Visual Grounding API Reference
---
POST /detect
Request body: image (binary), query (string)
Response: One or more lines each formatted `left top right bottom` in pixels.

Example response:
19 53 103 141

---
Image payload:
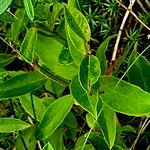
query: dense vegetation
0 0 150 149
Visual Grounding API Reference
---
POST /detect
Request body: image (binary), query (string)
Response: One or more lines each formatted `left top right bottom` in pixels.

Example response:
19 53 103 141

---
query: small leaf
0 0 13 15
128 50 150 92
23 0 34 21
19 94 46 121
20 27 37 62
79 55 101 91
11 9 28 42
42 143 54 150
35 95 73 140
64 4 91 41
0 118 30 132
0 54 15 68
70 75 94 115
0 71 47 99
97 100 116 149
96 35 116 75
98 76 150 116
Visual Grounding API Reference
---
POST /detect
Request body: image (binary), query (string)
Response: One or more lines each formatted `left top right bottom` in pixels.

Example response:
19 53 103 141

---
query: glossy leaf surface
35 95 73 140
0 0 12 15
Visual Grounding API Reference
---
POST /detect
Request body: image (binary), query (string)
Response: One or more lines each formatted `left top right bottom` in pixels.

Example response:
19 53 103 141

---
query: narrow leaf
23 0 34 21
0 0 13 15
35 95 73 140
42 143 54 150
20 27 37 62
0 118 30 132
0 71 47 99
0 10 14 23
96 35 116 75
0 54 15 68
128 50 150 92
64 4 91 41
98 76 150 116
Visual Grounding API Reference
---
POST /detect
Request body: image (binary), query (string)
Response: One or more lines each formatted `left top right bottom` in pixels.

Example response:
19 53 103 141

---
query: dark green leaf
0 0 13 15
128 50 150 92
35 95 73 140
0 54 15 68
0 118 30 132
23 0 34 21
98 76 150 116
0 10 14 23
20 27 37 62
0 71 47 99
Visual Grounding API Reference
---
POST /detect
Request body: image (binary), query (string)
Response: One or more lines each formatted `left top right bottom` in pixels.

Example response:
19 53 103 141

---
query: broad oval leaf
64 4 91 41
98 76 150 116
0 0 13 15
70 75 94 115
0 71 47 99
128 50 150 92
20 27 37 62
19 94 46 121
96 35 116 75
0 54 15 68
23 0 34 21
0 118 30 132
79 55 101 91
35 95 73 140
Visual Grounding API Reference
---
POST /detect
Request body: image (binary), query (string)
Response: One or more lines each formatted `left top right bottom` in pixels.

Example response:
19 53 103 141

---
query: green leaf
98 76 150 116
19 94 46 121
11 9 28 42
35 33 77 80
0 54 15 68
0 118 30 132
79 55 101 91
42 143 54 150
0 71 47 99
65 22 85 65
64 4 91 41
97 100 116 149
35 95 73 140
128 50 150 92
96 35 116 75
0 0 13 15
23 0 34 21
70 75 94 115
0 10 14 23
20 27 37 62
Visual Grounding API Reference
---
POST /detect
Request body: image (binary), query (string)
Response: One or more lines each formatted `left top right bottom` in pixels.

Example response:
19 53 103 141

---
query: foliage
0 0 150 149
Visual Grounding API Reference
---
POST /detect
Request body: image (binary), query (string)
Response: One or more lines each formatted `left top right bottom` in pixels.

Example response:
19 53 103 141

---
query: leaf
98 76 150 116
0 0 13 15
97 100 116 149
35 33 77 80
20 27 37 62
96 35 116 75
0 10 14 23
64 4 91 41
128 50 150 92
79 55 101 91
42 143 54 150
0 118 30 132
70 75 94 115
0 71 47 99
23 0 34 21
0 54 15 68
11 9 28 42
35 95 73 140
65 22 85 65
19 94 46 121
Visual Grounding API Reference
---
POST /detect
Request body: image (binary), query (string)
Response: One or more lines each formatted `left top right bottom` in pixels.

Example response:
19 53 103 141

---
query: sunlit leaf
0 0 13 15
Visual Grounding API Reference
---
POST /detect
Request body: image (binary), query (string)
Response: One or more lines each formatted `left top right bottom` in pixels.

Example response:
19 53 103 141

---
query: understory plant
0 0 150 149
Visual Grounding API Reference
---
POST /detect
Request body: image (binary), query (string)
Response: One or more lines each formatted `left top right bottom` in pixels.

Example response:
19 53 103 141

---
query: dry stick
145 0 150 8
131 117 150 150
111 0 136 61
137 0 148 14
